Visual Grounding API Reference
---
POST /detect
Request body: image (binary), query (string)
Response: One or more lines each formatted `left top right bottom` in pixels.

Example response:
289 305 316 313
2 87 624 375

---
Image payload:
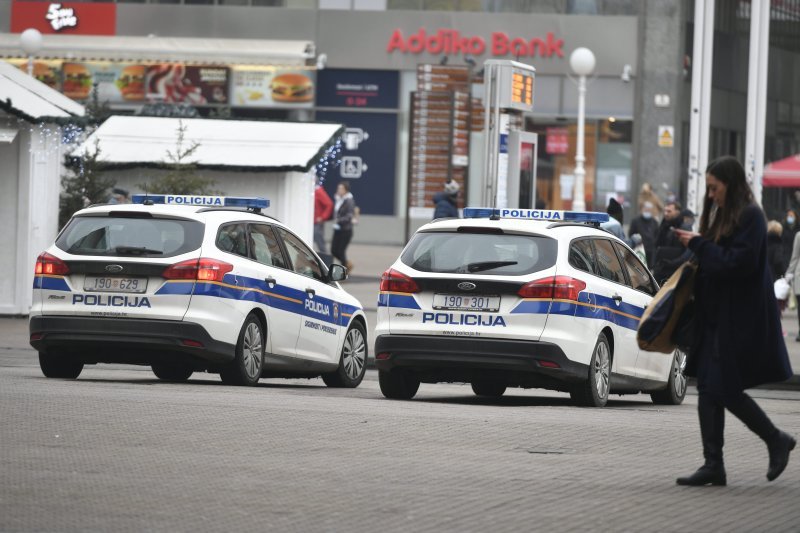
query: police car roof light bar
131 195 270 211
462 207 609 224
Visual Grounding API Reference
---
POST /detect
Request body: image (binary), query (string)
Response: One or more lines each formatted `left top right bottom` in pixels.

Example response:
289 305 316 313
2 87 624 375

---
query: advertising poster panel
317 111 397 216
61 62 146 102
316 68 398 109
8 59 61 91
146 64 229 105
231 68 315 108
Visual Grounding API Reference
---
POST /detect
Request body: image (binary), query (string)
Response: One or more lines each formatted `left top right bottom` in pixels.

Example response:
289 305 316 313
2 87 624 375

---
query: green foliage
139 119 218 195
59 139 115 228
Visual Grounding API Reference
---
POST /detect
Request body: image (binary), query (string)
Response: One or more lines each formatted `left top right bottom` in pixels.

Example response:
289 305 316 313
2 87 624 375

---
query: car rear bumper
374 334 589 389
29 316 235 365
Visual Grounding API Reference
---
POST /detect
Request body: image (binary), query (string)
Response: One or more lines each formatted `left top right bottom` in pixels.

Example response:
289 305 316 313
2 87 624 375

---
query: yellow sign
658 125 674 148
511 71 533 107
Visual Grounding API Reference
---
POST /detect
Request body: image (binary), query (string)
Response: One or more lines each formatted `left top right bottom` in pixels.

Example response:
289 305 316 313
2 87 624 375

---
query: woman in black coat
674 156 795 486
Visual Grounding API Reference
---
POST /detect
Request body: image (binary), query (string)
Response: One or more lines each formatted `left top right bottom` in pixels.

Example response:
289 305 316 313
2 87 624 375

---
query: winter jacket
685 204 792 390
333 193 356 232
628 215 659 269
432 192 458 219
314 186 333 224
767 232 786 281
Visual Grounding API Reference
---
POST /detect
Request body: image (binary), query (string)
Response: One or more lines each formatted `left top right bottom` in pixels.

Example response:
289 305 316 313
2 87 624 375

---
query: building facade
1 0 799 243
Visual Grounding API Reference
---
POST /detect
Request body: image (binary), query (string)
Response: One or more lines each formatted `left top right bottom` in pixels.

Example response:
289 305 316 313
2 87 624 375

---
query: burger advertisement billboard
7 59 61 90
60 62 145 102
231 68 315 108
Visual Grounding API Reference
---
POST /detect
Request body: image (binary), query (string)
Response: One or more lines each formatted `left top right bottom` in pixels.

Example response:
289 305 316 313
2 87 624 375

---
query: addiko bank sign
386 28 565 59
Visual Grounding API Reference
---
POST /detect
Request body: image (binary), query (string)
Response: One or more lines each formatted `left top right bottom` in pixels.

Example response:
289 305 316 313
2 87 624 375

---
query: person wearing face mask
628 201 660 269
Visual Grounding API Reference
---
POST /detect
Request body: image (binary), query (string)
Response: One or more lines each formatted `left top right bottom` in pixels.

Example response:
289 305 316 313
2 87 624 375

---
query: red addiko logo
387 28 564 59
11 1 116 35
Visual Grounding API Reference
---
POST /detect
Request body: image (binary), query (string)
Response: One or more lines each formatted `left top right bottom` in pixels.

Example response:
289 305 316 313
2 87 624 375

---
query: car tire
151 362 193 382
220 313 264 387
570 332 611 407
322 321 368 388
379 369 420 400
39 351 83 379
471 381 506 397
650 348 688 405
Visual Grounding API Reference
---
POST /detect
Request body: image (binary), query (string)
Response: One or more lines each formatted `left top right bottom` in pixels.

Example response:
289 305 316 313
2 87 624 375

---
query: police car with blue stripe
30 195 368 388
375 208 686 407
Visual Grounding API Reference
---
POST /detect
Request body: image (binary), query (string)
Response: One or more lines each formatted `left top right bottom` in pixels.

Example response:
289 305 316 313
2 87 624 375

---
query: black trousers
331 229 353 265
696 331 778 466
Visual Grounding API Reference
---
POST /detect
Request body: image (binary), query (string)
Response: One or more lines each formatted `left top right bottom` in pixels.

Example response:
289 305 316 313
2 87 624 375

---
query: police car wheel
650 348 688 405
220 314 264 387
378 369 420 400
322 321 367 388
39 351 83 379
471 381 507 397
151 362 194 382
570 333 611 407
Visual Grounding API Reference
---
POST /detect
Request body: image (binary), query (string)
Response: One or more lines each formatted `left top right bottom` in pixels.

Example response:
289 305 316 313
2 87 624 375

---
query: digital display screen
511 71 533 107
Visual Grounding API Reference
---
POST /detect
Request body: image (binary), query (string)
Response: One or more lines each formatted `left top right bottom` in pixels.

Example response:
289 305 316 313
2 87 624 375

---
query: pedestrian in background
108 188 130 204
432 180 460 220
767 220 786 282
674 155 795 487
331 181 356 271
600 197 626 242
628 201 659 269
784 229 800 341
653 201 690 284
637 182 664 215
313 177 333 254
781 209 799 270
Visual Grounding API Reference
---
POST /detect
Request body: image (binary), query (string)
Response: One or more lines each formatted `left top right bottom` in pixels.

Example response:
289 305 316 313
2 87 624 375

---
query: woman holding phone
673 156 795 486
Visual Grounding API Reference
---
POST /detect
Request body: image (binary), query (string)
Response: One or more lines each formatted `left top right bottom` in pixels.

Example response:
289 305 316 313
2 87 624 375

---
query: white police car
374 208 686 407
29 195 368 388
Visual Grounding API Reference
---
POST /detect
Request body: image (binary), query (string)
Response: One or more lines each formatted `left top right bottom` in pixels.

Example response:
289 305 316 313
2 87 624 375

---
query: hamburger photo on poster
62 63 93 100
116 65 146 101
232 68 315 107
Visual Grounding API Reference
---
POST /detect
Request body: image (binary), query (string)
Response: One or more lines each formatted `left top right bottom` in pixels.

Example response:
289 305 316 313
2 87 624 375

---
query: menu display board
231 68 315 108
146 64 229 105
408 65 476 218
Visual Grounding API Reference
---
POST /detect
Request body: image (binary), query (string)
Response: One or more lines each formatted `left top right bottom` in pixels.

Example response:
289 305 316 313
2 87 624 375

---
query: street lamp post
569 47 596 212
20 28 43 77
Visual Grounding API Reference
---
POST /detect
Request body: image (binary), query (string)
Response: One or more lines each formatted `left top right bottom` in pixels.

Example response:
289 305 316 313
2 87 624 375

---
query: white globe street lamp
20 28 44 77
569 47 596 211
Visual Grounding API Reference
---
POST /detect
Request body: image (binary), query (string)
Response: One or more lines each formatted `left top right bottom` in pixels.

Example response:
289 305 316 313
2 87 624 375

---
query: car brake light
163 258 233 282
379 268 420 293
35 252 69 276
518 276 586 301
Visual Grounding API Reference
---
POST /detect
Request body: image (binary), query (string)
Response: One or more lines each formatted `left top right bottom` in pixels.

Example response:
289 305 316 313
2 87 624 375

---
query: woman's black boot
767 431 796 482
725 394 795 481
677 396 726 486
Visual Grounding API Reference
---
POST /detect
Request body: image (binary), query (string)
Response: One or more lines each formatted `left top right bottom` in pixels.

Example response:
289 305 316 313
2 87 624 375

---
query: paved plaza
2 244 800 531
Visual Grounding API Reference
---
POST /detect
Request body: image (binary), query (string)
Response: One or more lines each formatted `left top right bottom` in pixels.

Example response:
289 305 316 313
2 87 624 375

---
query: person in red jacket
314 178 333 254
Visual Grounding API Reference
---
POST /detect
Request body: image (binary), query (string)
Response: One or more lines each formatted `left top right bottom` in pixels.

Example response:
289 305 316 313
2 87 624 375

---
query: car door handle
305 288 316 297
265 277 276 286
612 294 623 303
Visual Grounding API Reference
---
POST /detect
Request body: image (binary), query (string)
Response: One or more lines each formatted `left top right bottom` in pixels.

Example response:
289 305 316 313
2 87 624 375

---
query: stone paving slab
1 359 799 532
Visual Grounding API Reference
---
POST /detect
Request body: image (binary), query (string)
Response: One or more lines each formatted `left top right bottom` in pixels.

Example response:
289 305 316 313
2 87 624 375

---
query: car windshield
56 215 204 257
400 231 557 275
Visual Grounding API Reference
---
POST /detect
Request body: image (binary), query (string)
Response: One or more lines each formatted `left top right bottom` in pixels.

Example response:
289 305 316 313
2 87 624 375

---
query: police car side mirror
329 264 348 282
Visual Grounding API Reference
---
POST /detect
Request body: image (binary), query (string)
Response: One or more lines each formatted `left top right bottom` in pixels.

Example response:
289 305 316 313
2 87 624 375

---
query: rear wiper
113 246 163 255
464 260 518 273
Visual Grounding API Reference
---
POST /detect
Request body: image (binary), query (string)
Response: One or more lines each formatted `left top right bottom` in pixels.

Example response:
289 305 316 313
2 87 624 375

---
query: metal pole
573 74 587 211
482 63 494 206
27 55 33 76
745 0 761 194
754 0 770 205
687 0 715 222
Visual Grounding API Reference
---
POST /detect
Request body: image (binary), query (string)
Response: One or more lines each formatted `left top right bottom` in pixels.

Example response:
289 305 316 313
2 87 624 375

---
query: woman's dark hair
338 181 351 192
699 156 755 242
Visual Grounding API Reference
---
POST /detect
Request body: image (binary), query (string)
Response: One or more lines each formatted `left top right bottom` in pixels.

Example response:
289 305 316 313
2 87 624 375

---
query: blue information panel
317 111 397 216
316 69 399 109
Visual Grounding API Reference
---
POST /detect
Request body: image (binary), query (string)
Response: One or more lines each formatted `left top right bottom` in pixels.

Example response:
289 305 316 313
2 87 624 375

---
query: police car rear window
56 216 204 257
401 231 557 275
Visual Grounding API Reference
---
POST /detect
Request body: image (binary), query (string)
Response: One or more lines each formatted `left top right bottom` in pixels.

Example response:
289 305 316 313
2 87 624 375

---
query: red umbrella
763 154 800 187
